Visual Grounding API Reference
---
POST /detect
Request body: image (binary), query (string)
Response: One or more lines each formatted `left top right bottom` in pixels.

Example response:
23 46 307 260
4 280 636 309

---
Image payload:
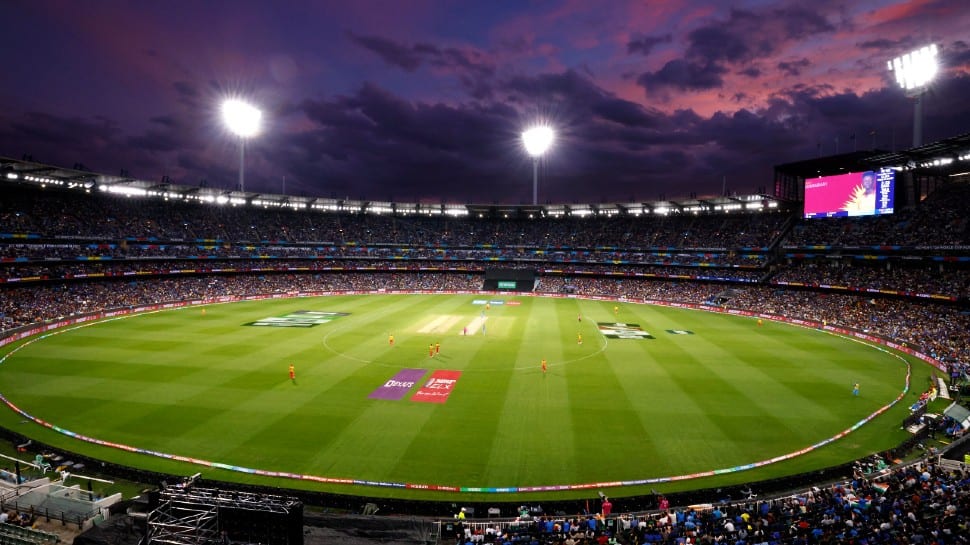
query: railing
0 500 87 530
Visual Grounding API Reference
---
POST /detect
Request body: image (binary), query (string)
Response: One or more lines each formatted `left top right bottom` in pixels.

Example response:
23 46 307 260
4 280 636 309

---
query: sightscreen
803 168 895 219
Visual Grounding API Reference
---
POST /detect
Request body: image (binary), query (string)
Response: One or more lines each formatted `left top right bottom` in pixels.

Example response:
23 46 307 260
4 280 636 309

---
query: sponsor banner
666 329 695 335
411 370 462 404
598 322 654 339
505 301 521 306
245 310 349 327
369 368 427 400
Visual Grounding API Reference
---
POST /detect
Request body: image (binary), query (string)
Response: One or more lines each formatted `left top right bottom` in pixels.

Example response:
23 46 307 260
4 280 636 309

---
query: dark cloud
590 98 663 128
638 6 835 95
348 32 496 98
857 37 913 51
636 59 727 92
349 32 494 76
126 119 183 152
686 19 759 65
276 82 523 201
777 58 811 77
172 81 202 108
2 1 969 204
627 33 672 56
947 40 970 70
686 7 834 65
0 112 122 165
348 33 423 71
148 115 178 128
738 66 762 79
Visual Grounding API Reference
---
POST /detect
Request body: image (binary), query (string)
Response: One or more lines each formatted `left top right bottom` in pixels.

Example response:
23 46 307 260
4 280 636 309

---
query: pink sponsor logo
411 370 462 404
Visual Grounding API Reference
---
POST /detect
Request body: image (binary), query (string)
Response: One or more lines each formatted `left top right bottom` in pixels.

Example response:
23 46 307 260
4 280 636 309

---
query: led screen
803 168 895 219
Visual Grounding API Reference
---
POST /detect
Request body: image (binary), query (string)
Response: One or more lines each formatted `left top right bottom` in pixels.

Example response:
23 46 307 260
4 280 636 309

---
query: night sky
2 1 969 204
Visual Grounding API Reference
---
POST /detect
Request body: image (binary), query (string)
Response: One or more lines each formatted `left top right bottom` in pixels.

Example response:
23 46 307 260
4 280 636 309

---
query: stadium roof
0 156 785 219
775 132 970 179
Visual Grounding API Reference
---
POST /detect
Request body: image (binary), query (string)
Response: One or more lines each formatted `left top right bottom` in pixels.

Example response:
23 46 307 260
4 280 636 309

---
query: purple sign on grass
368 368 427 400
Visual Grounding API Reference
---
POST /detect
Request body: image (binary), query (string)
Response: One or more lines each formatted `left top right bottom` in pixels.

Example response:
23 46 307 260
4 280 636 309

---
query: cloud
686 7 834 65
348 33 423 71
126 116 184 152
738 66 762 79
777 58 811 77
857 37 913 51
0 112 123 166
283 82 523 201
348 32 494 76
636 5 836 95
627 33 672 56
348 32 497 98
636 59 727 92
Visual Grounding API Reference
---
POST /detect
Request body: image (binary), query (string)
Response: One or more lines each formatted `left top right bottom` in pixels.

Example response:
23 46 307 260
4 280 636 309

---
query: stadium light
221 99 262 192
888 44 938 148
522 126 554 206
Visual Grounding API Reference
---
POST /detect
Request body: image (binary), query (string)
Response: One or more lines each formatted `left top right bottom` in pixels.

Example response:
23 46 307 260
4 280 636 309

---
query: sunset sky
2 0 968 204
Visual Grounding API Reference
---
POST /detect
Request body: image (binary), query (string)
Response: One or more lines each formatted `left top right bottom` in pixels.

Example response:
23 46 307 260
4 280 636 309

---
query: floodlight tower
522 126 554 205
888 44 938 148
221 99 262 192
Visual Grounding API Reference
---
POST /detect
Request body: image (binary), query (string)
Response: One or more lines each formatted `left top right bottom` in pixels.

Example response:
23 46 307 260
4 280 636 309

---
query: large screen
803 168 895 218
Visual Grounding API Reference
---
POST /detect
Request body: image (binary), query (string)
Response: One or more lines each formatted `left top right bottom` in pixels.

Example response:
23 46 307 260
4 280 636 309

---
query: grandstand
1 137 969 544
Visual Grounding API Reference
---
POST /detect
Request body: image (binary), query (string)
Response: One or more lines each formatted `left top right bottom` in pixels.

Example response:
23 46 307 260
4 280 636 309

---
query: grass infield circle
0 293 917 499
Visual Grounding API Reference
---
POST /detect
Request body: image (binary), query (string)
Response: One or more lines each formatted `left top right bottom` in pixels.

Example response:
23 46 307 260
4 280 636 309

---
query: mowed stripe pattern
0 294 910 490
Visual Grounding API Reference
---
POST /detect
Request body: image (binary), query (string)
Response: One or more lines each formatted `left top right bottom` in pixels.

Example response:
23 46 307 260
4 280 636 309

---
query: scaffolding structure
146 485 303 545
159 486 300 515
147 499 219 545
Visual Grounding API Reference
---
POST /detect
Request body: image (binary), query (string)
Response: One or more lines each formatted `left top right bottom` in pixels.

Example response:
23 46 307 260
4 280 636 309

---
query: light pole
522 126 554 205
888 44 938 148
221 99 262 192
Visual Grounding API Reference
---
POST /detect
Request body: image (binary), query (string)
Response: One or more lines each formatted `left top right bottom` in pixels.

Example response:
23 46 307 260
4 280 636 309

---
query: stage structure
147 484 303 545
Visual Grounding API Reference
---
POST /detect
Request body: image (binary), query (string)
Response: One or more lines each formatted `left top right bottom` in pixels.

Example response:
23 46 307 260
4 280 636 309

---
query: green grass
0 294 929 501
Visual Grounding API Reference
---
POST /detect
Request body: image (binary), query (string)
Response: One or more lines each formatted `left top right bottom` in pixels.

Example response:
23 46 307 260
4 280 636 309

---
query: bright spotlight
222 99 262 193
887 44 939 148
521 125 555 205
522 126 554 157
888 44 938 92
221 99 262 138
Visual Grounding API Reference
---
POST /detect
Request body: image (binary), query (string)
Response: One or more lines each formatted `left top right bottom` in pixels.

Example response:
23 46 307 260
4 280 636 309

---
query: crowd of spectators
0 184 788 249
0 259 766 285
725 286 970 365
771 261 970 300
0 243 767 269
3 181 967 251
0 273 480 330
453 459 969 545
3 274 967 365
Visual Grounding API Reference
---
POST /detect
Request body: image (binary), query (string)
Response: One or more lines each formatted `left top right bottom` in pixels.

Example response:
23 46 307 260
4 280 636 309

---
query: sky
2 0 969 204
